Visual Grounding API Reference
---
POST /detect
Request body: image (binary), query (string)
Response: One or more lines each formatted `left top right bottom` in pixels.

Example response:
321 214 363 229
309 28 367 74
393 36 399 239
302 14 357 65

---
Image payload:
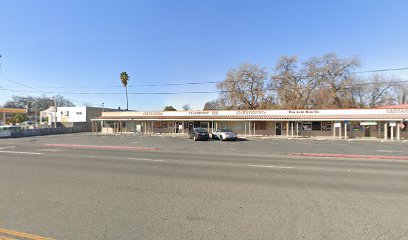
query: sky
0 0 407 111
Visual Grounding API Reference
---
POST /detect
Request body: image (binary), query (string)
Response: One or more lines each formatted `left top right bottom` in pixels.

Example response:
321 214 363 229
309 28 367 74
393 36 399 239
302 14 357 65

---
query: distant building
0 108 27 125
40 106 118 132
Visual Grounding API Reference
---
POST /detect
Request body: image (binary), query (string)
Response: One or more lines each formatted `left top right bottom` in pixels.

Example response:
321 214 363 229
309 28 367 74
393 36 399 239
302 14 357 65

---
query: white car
212 128 238 141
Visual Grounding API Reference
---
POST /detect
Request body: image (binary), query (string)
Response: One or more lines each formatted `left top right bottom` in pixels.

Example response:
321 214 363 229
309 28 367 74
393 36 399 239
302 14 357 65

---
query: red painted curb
288 153 408 160
46 144 160 151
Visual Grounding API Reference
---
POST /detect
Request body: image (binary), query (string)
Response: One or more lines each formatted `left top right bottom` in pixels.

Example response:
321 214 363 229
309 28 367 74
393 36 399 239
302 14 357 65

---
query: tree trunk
125 86 129 110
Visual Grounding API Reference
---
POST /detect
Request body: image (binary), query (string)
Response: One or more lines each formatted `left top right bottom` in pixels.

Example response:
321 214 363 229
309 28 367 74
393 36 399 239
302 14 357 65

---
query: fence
0 127 80 138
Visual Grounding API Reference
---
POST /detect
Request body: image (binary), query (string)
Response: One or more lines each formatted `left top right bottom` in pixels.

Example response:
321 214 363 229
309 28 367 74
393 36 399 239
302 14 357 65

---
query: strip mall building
91 105 408 140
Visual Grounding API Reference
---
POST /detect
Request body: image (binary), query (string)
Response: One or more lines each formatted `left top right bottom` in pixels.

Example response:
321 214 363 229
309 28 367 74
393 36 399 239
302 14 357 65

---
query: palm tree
120 72 130 110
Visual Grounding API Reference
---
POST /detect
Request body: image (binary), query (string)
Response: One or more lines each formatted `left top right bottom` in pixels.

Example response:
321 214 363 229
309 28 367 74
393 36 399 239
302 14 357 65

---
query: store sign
334 122 341 128
128 108 408 118
288 110 320 114
360 122 377 126
188 111 210 115
389 122 397 127
236 110 266 115
143 112 163 116
386 109 408 113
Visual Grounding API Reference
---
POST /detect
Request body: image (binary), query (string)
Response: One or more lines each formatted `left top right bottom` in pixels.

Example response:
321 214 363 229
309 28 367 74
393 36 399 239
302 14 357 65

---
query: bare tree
302 53 360 108
181 104 191 111
3 95 74 113
393 82 408 104
270 54 359 109
271 56 308 109
163 106 177 111
217 63 271 109
353 74 399 107
350 78 366 108
203 100 222 110
215 53 402 110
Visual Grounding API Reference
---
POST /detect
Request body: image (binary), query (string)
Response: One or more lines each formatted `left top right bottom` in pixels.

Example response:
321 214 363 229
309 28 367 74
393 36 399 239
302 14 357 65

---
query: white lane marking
41 148 64 152
249 164 293 169
0 150 43 155
377 150 403 153
0 146 15 150
127 158 165 162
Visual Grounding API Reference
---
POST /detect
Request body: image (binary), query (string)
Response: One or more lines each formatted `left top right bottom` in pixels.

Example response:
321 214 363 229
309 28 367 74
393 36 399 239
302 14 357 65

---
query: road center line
377 150 403 153
248 164 294 169
0 150 43 155
127 158 165 162
0 146 15 150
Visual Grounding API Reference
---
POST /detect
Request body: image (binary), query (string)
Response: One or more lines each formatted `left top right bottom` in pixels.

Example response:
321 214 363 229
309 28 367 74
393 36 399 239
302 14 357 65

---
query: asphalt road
1 133 408 239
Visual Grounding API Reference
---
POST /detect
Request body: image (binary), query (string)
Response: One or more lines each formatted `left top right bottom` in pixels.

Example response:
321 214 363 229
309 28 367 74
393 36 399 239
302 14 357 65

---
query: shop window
193 121 201 128
302 122 312 131
255 121 266 130
107 121 114 128
352 124 362 131
312 122 321 130
153 122 161 128
322 122 331 131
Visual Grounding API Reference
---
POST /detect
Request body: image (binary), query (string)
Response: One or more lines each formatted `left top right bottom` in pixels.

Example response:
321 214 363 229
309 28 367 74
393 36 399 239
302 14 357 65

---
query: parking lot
1 133 408 239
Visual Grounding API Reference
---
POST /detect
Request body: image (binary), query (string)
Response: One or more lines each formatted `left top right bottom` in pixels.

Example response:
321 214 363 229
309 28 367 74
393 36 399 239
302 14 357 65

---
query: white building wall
57 106 87 123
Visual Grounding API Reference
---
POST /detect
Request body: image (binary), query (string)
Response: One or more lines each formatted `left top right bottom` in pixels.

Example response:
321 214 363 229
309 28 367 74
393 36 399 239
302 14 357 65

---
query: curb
289 153 408 160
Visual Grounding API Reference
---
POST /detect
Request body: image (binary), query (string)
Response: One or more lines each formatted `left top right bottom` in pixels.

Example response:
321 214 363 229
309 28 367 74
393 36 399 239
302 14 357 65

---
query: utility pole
53 97 57 128
28 101 38 128
0 54 4 125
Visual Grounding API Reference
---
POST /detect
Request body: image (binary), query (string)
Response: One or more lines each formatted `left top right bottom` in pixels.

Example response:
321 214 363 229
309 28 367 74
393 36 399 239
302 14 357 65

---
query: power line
0 67 407 98
0 76 88 104
353 67 408 74
0 75 48 94
0 81 221 89
0 88 221 95
2 67 407 89
2 78 407 95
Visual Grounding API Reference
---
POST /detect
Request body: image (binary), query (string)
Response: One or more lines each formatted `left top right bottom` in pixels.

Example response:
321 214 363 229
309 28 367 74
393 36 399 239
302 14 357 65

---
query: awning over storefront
91 107 408 122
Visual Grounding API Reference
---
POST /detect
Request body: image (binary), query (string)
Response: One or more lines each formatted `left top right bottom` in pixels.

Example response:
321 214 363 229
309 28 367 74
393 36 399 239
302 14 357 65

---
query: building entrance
276 122 282 135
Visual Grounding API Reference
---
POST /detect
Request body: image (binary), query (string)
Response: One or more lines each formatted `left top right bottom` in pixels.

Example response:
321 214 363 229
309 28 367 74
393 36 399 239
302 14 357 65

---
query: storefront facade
91 107 408 140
